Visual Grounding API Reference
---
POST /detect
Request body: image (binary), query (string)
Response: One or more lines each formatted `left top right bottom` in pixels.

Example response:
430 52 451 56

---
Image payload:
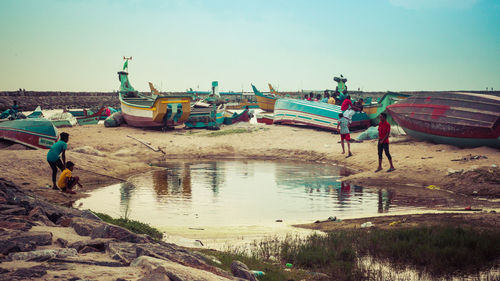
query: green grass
92 212 163 241
213 226 500 280
202 128 252 137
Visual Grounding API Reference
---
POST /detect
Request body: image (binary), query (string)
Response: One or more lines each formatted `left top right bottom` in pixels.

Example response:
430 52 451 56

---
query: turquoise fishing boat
363 92 410 125
27 106 44 118
273 99 370 131
0 118 58 149
185 104 225 129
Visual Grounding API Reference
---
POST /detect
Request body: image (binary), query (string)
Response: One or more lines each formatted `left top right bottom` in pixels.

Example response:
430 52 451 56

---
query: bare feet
387 167 396 172
346 152 353 158
375 167 382 172
64 189 76 194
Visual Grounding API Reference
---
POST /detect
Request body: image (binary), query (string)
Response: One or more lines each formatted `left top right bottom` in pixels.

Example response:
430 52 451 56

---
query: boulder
90 223 151 243
69 238 112 253
71 217 105 236
230 261 258 281
0 231 52 255
8 248 77 261
10 265 47 279
27 206 56 226
131 256 232 281
137 266 171 281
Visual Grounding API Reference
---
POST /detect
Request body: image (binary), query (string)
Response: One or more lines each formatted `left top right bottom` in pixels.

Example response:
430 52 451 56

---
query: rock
131 256 232 281
307 271 331 280
231 261 258 281
107 242 137 264
8 248 77 261
71 217 105 236
137 266 171 281
0 220 32 231
56 237 68 248
69 238 111 252
27 206 56 226
79 245 101 253
0 230 52 255
0 206 26 216
90 223 151 243
10 265 47 279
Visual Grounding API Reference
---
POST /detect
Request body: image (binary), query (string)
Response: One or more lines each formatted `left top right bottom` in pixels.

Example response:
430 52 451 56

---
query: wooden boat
273 99 370 131
47 112 78 128
226 100 259 110
252 84 278 112
185 104 225 129
363 92 410 125
256 112 274 125
223 108 251 125
27 106 44 118
386 92 500 148
117 59 192 128
76 107 106 125
0 118 58 149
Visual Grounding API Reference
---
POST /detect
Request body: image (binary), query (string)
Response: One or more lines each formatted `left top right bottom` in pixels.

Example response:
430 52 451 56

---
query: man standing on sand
375 113 395 172
47 132 69 189
337 113 352 158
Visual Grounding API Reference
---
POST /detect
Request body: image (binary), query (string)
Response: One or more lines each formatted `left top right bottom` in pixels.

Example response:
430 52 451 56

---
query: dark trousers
378 143 392 160
48 159 64 184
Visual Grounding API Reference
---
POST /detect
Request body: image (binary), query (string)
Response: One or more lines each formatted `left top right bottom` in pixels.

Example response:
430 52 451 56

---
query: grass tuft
92 211 163 241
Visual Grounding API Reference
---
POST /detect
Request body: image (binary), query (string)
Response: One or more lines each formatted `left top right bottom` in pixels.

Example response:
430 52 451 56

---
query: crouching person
57 161 82 194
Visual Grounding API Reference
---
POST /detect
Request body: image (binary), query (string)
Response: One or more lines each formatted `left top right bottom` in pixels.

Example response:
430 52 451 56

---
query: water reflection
77 160 402 227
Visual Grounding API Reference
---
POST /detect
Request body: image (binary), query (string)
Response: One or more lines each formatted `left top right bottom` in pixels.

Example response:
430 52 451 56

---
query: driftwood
127 135 166 155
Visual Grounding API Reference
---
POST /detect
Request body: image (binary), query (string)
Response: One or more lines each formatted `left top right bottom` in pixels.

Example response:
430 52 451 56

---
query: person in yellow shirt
57 161 82 194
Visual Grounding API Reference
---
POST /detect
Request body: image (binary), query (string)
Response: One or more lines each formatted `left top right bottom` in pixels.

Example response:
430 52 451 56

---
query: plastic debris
361 222 374 228
252 270 265 277
328 216 337 221
389 221 401 226
426 185 440 190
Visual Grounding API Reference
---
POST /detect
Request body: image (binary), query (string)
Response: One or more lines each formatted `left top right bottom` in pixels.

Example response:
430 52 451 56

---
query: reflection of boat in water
387 92 500 148
117 58 192 128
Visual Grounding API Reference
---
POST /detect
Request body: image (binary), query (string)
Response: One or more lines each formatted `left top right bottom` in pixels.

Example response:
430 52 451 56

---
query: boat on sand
118 58 192 128
252 84 278 112
0 118 58 149
387 92 500 148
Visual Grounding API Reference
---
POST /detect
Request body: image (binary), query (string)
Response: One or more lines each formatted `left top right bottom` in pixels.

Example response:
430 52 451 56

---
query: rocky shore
0 178 261 281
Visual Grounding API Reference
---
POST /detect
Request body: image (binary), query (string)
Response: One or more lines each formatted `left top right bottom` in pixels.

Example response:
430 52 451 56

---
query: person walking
47 132 69 189
375 113 395 172
337 113 352 157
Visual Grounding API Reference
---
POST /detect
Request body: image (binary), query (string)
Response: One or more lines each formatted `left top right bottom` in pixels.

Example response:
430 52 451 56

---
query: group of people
337 112 395 172
46 132 82 194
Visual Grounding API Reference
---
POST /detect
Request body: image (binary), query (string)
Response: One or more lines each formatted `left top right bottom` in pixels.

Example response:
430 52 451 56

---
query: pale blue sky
0 0 499 92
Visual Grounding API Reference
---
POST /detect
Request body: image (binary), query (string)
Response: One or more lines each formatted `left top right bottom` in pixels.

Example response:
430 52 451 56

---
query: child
57 161 82 194
337 113 352 157
375 113 395 172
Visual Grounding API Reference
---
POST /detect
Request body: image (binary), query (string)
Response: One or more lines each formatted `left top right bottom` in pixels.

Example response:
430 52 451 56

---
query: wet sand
1 122 499 229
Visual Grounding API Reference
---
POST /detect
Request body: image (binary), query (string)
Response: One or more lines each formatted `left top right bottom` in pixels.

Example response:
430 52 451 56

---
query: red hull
387 92 500 139
0 129 57 149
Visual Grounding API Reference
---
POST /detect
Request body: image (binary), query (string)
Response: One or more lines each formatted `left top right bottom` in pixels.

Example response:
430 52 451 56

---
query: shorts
341 133 351 141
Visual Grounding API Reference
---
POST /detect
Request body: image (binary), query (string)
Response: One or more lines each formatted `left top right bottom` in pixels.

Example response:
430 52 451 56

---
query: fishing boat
386 92 500 148
27 106 44 118
223 108 251 125
273 99 370 131
252 84 278 112
185 104 225 129
226 99 259 110
363 92 410 125
47 112 78 128
256 112 274 125
0 118 58 149
117 58 192 128
76 107 106 125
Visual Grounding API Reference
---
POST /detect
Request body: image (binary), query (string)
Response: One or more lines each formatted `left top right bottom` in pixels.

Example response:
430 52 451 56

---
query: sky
0 0 499 92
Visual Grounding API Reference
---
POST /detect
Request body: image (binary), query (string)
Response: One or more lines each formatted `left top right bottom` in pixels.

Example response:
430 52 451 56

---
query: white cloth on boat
343 109 355 124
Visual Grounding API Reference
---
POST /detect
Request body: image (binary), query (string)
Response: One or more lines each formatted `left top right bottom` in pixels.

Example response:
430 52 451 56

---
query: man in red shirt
375 113 395 172
340 96 353 111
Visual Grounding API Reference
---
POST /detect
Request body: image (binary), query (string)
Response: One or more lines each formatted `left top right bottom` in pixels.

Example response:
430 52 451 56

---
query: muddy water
75 160 407 248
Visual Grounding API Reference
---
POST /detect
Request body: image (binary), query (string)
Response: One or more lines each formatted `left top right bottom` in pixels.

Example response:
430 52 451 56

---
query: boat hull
0 119 58 149
387 92 500 148
223 109 251 125
185 106 225 129
252 85 277 112
273 99 370 131
256 113 274 125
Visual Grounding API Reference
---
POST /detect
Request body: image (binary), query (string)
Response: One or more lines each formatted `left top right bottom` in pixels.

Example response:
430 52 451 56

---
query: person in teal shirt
47 132 69 190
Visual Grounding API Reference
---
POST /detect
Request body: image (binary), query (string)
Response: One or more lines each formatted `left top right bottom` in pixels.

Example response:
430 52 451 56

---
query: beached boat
273 99 370 131
76 107 106 125
27 106 44 118
185 104 225 129
256 112 274 125
0 118 58 149
47 112 78 128
363 92 410 125
226 100 259 110
252 84 278 112
117 59 192 128
386 92 500 148
223 108 251 125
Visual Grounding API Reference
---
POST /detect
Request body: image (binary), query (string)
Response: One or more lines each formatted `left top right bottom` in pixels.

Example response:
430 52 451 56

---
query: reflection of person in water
337 182 352 204
377 188 393 213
